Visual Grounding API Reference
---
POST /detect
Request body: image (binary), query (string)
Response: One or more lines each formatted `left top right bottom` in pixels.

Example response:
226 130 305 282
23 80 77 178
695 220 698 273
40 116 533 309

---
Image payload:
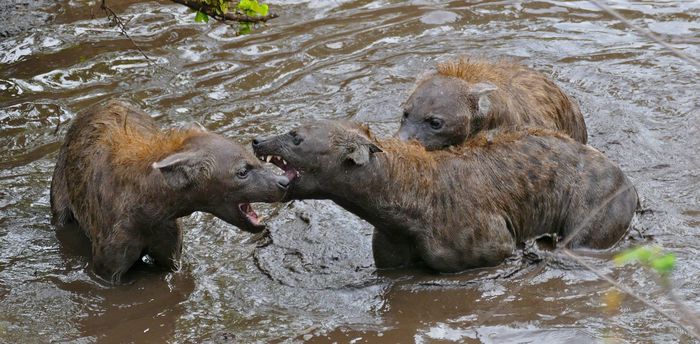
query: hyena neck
329 143 446 231
135 169 199 223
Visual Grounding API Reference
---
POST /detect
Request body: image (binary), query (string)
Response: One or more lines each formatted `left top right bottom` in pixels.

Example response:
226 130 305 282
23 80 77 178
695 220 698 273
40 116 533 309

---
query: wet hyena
50 100 289 283
253 120 636 272
398 57 587 150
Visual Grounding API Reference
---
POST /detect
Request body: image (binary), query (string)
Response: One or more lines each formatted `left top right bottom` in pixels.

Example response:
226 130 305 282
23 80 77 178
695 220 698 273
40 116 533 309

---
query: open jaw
257 154 300 182
237 203 265 232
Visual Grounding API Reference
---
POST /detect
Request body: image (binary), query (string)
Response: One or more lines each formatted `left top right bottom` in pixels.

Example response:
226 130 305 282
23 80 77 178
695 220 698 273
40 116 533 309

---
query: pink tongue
240 203 261 225
270 156 298 181
284 169 298 180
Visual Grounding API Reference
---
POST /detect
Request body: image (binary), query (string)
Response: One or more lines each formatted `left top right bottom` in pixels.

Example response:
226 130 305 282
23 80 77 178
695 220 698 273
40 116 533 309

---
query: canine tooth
266 155 272 163
282 159 287 165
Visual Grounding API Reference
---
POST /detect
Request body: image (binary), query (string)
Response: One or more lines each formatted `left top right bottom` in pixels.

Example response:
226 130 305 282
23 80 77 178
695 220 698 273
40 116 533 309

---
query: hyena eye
289 130 303 145
428 117 444 130
236 167 249 179
287 130 304 146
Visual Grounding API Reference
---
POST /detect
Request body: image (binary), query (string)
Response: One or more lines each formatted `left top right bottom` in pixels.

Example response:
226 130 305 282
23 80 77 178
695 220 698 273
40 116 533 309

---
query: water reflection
1 0 698 342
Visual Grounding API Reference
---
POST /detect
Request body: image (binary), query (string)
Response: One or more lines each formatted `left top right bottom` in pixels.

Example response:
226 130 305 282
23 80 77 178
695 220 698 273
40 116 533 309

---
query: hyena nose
277 175 290 189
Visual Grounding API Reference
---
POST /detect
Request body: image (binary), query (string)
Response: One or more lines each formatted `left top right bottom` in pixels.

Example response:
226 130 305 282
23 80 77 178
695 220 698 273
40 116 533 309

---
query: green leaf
651 253 676 275
238 22 252 35
614 246 649 265
614 245 676 276
237 0 268 16
195 11 209 23
238 0 253 10
259 3 269 16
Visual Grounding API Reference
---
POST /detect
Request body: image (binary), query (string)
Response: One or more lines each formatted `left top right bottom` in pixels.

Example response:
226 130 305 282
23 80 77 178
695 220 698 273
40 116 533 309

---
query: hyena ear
470 82 498 118
153 150 212 190
345 141 383 166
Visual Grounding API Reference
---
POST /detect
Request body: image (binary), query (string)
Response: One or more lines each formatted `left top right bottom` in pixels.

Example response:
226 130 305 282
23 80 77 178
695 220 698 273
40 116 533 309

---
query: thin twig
53 118 62 136
100 0 152 63
561 249 700 340
662 280 700 332
590 0 700 69
569 4 700 336
100 0 176 74
558 183 635 248
590 1 700 174
170 0 279 23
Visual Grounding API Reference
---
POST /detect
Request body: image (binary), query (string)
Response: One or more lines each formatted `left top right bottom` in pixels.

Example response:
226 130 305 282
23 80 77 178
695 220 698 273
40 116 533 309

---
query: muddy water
1 0 698 342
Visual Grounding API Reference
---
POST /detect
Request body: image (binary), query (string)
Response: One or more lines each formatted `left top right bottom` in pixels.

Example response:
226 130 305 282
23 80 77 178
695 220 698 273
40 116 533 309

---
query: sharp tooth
282 159 287 165
266 155 272 163
258 156 265 161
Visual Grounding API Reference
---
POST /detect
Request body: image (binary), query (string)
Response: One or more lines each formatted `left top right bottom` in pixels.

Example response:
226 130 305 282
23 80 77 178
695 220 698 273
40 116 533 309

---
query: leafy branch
560 248 700 339
170 0 277 24
95 0 277 72
614 245 700 333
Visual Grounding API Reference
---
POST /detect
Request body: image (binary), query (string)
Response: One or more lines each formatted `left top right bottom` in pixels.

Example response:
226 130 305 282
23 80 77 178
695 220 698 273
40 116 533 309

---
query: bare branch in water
561 249 700 340
558 183 635 248
660 276 700 335
100 0 151 63
590 0 700 69
100 0 175 73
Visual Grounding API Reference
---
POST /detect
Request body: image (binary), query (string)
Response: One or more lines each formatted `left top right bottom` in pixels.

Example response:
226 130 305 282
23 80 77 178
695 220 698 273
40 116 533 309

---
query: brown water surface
1 0 699 342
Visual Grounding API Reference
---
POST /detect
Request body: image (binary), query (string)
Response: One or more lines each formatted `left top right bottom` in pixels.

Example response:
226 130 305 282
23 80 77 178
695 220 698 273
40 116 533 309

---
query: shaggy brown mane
372 128 573 202
103 122 204 173
375 138 440 194
435 56 521 85
461 127 571 149
372 128 570 187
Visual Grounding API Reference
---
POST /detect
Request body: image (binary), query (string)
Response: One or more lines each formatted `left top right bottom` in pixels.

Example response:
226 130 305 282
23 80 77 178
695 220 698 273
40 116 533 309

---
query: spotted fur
50 100 289 283
399 56 588 150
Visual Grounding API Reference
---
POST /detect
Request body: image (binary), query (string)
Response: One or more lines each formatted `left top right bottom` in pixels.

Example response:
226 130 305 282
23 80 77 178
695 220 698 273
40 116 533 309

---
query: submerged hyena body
51 100 289 283
398 57 588 150
253 120 636 272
